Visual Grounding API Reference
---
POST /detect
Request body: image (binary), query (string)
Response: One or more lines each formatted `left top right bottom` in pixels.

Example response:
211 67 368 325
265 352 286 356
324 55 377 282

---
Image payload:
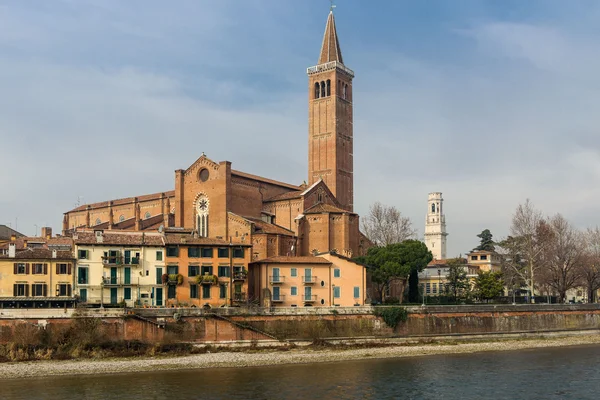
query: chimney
52 249 57 259
8 244 16 258
95 230 104 243
41 227 53 240
10 234 16 242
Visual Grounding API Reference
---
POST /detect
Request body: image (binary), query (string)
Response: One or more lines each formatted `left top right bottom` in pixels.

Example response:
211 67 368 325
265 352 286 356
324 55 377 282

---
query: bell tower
424 192 448 260
307 9 354 211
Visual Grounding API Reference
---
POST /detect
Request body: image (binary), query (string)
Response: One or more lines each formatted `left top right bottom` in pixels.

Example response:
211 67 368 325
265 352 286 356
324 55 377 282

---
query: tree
361 202 417 246
444 258 470 302
474 271 504 302
475 229 495 251
356 240 432 303
580 227 600 303
538 214 584 303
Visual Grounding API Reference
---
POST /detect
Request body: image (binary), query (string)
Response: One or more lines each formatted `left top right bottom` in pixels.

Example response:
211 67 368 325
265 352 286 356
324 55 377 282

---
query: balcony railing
123 257 140 266
269 276 285 284
307 61 355 77
272 295 286 303
102 255 123 265
233 272 247 281
302 276 317 284
302 295 317 302
233 292 247 302
102 277 118 286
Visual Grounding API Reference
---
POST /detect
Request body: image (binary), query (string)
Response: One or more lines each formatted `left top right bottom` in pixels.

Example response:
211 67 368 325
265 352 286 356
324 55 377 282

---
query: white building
73 230 165 307
424 192 447 260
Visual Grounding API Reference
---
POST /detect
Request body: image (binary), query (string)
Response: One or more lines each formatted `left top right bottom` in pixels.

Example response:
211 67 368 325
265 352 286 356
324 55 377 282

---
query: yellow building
0 243 76 308
250 252 367 307
466 250 501 273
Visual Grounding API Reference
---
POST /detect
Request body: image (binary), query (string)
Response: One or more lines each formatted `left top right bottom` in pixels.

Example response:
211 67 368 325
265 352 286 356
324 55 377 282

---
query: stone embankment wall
1 305 599 343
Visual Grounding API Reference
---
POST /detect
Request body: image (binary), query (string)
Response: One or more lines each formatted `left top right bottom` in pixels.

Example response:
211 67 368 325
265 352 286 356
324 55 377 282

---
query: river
2 345 599 399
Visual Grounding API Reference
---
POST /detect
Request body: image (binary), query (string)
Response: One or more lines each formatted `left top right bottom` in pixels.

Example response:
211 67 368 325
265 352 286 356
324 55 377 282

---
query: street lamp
437 269 441 302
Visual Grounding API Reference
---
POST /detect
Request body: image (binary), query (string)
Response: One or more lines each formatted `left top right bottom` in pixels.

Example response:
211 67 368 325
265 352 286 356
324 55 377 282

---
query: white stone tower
424 192 447 260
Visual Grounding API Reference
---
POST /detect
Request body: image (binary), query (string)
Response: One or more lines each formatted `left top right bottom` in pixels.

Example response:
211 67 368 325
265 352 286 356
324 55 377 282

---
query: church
62 10 370 261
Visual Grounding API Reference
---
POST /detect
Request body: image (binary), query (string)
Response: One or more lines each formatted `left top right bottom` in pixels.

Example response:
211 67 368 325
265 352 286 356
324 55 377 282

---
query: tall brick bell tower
307 9 354 212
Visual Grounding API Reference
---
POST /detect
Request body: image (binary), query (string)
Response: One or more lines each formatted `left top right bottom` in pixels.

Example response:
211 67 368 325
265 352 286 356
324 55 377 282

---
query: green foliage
476 229 495 251
474 271 505 301
355 240 432 302
372 306 408 329
445 258 471 302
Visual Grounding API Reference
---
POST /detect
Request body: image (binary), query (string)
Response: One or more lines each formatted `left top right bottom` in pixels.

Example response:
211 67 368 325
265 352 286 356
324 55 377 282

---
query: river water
2 345 599 399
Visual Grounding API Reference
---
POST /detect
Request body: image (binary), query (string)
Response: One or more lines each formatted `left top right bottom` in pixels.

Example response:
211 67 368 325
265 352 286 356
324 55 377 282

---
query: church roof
244 217 296 236
318 11 344 65
231 170 301 191
303 202 352 214
264 191 303 202
66 191 174 213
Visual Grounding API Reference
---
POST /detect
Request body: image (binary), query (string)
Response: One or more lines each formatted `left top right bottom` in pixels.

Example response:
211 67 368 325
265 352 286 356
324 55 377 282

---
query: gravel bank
2 335 600 380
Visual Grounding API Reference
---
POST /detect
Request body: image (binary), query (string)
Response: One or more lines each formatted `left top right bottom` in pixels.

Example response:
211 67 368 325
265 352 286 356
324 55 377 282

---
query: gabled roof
264 191 303 202
252 256 331 265
304 202 352 214
0 236 73 251
0 225 24 240
231 170 301 191
318 11 344 65
164 234 248 246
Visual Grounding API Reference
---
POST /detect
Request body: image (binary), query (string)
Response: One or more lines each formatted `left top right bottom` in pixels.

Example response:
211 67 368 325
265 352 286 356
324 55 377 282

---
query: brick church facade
62 10 368 261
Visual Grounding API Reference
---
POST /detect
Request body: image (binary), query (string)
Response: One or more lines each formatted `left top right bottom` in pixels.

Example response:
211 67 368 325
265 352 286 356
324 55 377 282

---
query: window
334 286 341 299
32 284 46 297
15 263 27 274
426 283 431 294
190 284 198 299
124 268 131 285
201 265 213 276
334 268 340 278
168 285 176 299
78 249 89 260
201 248 213 258
56 284 72 297
119 215 125 222
32 263 44 275
188 247 200 258
480 255 488 261
167 265 178 275
188 265 200 277
79 289 87 302
218 248 229 258
202 285 211 299
304 286 312 301
314 82 320 99
95 218 101 226
321 81 326 98
471 256 478 261
78 267 89 285
144 212 151 219
353 286 360 299
233 248 244 258
326 79 331 96
291 268 297 277
166 246 179 257
124 250 140 265
196 196 209 237
218 266 230 278
432 283 437 294
219 284 227 299
272 286 281 301
272 267 281 283
431 203 435 213
156 251 163 261
124 288 131 300
291 286 297 296
14 283 28 297
156 267 163 285
56 263 71 275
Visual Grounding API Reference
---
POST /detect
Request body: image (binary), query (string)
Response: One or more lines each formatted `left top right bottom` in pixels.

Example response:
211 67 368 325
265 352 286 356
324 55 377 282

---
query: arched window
196 195 209 237
321 81 326 98
119 215 125 222
342 84 347 99
95 218 101 226
314 82 320 99
144 212 151 220
326 79 331 96
338 80 341 95
431 204 435 213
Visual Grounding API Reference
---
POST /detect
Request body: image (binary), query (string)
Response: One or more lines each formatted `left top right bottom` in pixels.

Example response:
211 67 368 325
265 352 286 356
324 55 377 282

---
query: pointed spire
318 10 343 65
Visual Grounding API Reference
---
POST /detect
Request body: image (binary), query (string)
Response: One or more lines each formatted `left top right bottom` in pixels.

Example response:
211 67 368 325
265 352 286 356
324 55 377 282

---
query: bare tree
503 199 549 301
361 202 417 246
538 214 585 303
579 227 600 303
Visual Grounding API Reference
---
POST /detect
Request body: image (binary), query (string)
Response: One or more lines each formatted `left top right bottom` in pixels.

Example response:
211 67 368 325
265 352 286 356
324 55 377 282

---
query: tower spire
318 8 343 65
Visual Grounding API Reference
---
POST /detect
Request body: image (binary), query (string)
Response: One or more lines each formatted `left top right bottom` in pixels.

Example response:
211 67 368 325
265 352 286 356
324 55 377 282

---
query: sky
1 0 600 256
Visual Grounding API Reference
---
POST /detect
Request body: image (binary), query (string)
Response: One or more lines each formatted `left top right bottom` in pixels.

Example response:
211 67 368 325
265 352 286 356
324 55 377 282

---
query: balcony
302 295 317 302
302 276 317 284
269 276 285 284
123 257 140 266
233 292 247 302
102 255 123 266
102 277 118 286
272 295 286 303
197 274 218 286
233 271 247 281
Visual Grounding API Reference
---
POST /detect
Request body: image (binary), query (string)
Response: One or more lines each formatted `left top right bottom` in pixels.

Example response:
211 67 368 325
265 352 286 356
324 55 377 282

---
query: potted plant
176 273 184 286
161 273 169 285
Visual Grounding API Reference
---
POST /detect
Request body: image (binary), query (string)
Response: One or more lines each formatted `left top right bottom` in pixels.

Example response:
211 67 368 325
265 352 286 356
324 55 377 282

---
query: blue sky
2 0 600 255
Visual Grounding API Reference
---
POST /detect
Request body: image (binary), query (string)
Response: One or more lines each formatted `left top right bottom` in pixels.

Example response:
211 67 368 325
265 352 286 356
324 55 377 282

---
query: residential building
73 230 165 307
419 258 479 297
163 230 252 308
249 252 368 307
424 192 448 260
466 250 501 273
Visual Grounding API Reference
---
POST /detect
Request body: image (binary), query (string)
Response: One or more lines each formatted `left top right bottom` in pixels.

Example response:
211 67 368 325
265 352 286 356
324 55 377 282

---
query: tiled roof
73 231 164 246
66 191 175 213
303 203 352 214
264 191 303 202
0 248 74 260
0 236 73 250
163 234 250 246
427 258 467 266
231 170 301 191
252 256 332 264
140 214 164 231
244 217 296 236
318 11 343 65
0 225 24 240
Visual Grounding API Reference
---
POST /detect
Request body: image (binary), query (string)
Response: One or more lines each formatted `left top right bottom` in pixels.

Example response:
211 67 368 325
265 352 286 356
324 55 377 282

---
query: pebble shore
2 335 600 380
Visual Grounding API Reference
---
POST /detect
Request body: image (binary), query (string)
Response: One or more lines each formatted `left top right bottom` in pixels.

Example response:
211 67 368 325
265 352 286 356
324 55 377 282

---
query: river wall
1 305 600 343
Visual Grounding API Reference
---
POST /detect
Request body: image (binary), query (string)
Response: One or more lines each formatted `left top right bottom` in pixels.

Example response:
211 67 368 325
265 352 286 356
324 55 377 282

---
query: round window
198 168 209 182
321 280 325 287
320 299 325 305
